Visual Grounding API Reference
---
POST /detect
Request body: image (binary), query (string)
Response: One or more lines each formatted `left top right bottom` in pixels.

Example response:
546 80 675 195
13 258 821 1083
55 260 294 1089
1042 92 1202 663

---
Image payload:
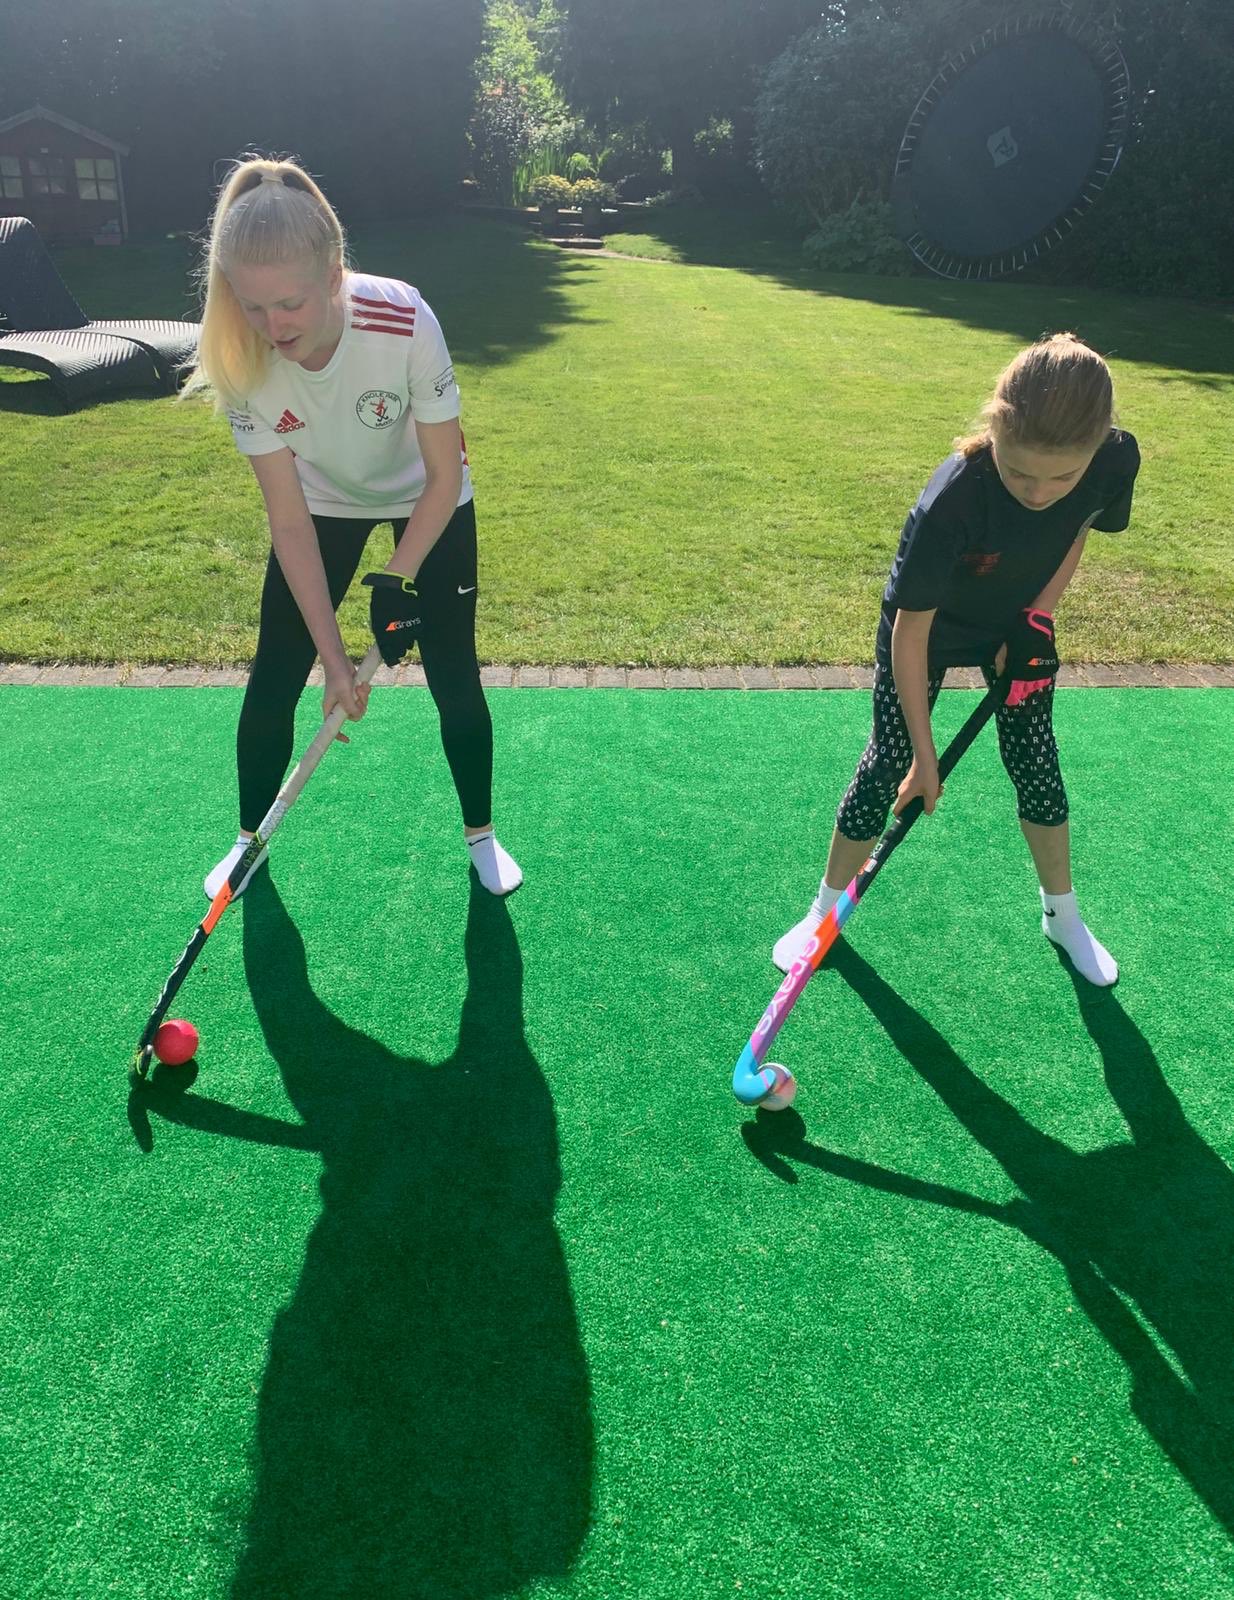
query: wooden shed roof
0 105 130 156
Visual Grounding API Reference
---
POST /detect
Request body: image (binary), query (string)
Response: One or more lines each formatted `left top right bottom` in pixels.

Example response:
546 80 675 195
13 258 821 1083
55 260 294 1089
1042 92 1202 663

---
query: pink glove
1006 673 1053 707
1005 608 1057 707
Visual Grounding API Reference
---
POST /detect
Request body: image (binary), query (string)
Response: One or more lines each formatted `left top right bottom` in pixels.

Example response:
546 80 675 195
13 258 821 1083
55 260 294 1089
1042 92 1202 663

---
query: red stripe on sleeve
349 295 415 317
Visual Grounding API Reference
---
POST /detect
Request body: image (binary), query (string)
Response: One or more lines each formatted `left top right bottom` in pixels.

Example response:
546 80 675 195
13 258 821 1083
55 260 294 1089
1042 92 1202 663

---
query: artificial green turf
2 685 1233 1598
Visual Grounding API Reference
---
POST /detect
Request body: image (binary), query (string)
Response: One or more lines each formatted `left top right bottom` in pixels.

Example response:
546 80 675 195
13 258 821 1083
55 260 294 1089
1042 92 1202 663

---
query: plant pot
580 202 603 234
538 203 559 234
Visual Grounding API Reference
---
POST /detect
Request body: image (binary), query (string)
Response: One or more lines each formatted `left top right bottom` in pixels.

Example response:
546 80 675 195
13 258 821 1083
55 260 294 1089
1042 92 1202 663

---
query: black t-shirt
874 430 1140 668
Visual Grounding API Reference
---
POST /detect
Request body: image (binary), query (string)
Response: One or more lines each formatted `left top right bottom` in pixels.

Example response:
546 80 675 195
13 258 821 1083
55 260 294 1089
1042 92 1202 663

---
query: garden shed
0 105 129 244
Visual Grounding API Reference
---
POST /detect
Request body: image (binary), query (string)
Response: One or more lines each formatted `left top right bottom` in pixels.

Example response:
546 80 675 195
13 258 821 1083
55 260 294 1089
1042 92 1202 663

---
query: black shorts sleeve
885 506 962 613
1089 432 1141 532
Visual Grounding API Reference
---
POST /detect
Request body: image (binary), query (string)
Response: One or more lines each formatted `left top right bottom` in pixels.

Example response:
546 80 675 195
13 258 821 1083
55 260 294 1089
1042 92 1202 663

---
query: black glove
1003 606 1059 708
1004 607 1059 680
362 571 423 666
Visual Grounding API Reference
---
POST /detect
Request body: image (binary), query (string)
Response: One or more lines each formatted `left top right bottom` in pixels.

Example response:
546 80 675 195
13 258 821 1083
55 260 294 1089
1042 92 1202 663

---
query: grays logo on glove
361 571 423 666
1004 607 1058 707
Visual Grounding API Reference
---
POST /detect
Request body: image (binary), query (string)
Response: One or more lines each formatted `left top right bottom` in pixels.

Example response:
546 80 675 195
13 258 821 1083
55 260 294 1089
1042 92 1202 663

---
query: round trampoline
892 12 1131 279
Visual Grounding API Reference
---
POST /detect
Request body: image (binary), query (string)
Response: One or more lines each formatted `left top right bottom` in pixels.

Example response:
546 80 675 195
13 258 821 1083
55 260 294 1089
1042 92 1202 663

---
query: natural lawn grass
1 214 1231 665
605 197 810 273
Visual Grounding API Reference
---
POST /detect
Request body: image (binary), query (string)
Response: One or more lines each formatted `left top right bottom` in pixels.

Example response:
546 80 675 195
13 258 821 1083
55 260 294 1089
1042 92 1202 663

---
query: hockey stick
732 673 1010 1108
131 644 383 1080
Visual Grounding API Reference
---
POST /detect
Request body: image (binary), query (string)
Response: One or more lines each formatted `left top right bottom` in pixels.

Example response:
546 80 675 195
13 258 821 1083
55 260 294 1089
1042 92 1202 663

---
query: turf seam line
1 663 1232 690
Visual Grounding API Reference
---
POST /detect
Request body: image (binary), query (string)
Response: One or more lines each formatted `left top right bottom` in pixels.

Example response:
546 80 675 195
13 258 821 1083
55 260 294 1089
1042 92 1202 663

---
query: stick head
733 1044 799 1109
733 1042 772 1105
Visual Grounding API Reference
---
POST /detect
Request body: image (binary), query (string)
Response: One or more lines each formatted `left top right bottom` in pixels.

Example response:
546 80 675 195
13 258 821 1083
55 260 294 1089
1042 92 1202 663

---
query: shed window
28 156 69 196
75 157 118 202
0 155 21 199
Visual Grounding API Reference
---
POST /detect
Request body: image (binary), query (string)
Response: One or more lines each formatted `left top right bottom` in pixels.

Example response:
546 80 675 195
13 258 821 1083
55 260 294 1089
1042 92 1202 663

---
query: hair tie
260 172 284 186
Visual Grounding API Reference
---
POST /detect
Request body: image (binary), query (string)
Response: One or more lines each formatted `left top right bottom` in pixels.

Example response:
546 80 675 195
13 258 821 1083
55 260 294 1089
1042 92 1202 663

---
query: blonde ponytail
182 156 348 411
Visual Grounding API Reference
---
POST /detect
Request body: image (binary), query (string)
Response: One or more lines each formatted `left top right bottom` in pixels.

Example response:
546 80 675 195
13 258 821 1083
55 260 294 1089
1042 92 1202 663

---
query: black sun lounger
0 216 198 406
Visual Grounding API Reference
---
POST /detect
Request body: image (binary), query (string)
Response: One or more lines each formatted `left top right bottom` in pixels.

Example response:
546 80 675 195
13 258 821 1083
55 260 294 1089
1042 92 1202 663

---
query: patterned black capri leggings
836 663 1069 839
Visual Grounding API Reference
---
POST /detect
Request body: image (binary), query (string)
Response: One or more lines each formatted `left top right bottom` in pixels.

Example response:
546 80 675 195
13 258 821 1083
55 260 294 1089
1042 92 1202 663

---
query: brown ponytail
955 333 1116 458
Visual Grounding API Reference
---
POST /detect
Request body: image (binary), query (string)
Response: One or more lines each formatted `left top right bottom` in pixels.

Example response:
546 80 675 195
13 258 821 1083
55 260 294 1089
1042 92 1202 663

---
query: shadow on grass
742 939 1234 1537
607 202 1234 379
0 370 163 416
138 874 592 1598
34 210 1234 412
812 275 1234 383
355 214 591 374
8 219 586 419
40 216 589 402
52 234 202 322
607 201 814 277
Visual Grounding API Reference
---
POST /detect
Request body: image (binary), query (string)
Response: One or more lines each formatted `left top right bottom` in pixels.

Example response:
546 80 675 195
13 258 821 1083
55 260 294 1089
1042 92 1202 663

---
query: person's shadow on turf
139 875 593 1599
742 940 1234 1537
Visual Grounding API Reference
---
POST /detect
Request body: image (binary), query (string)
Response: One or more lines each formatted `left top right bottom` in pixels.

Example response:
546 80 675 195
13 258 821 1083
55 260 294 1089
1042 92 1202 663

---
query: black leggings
237 500 492 832
836 662 1069 839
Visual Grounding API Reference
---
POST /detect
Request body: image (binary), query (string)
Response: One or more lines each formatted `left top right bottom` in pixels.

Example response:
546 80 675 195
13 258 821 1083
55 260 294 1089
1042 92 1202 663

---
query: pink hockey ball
153 1018 199 1067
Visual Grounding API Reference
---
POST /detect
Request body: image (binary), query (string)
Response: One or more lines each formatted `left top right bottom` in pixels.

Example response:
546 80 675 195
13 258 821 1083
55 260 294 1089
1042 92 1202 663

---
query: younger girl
776 333 1140 986
185 157 520 900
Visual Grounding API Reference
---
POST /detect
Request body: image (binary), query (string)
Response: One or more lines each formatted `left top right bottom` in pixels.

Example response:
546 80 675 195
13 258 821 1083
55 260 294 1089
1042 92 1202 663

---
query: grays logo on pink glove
1004 607 1058 707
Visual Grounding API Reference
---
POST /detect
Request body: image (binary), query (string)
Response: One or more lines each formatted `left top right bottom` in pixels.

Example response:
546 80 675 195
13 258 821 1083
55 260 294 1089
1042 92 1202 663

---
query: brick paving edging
2 662 1232 689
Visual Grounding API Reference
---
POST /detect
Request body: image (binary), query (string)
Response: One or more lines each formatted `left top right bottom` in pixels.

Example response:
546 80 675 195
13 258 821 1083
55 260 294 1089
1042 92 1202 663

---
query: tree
209 0 486 222
469 1 577 204
1036 0 1234 293
753 11 929 222
0 0 486 230
558 0 820 189
752 1 1046 223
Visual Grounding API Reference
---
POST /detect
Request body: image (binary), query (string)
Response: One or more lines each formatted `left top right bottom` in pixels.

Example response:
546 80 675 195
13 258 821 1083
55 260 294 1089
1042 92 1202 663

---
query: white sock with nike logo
467 830 523 895
1041 888 1118 986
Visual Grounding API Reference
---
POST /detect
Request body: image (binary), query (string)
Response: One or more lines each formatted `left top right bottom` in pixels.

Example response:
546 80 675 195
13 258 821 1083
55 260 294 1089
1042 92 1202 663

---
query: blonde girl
186 156 520 900
776 334 1140 986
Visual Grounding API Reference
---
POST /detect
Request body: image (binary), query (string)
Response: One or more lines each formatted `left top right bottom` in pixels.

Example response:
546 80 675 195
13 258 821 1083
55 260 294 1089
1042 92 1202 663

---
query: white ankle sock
811 881 844 921
204 833 268 900
1041 888 1118 986
467 830 523 896
772 880 843 973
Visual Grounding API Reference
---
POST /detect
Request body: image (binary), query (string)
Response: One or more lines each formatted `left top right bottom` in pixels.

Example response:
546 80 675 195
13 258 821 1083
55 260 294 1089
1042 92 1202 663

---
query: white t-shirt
226 271 473 518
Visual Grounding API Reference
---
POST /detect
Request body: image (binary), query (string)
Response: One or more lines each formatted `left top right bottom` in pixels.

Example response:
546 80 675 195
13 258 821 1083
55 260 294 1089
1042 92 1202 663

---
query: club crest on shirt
356 390 403 429
962 551 1001 576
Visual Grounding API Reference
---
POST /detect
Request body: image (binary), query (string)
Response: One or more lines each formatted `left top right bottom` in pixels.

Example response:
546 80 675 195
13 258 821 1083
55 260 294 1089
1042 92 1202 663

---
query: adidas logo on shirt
274 409 306 434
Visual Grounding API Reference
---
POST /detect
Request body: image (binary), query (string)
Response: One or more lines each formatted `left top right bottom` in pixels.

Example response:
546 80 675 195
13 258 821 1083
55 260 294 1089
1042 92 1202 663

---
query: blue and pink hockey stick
733 675 1010 1108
